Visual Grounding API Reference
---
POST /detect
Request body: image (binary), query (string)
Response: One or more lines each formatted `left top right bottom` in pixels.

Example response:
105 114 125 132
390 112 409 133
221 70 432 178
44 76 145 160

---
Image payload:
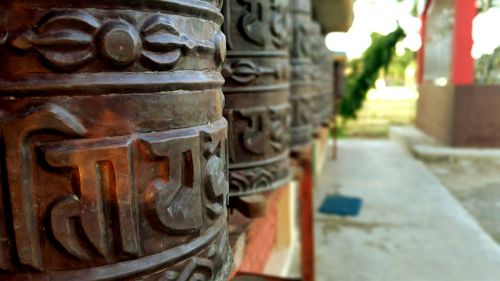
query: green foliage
477 0 500 12
339 27 406 119
475 46 500 84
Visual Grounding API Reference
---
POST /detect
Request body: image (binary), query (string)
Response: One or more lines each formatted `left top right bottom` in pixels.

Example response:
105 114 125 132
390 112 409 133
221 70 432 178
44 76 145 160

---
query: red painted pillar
417 0 432 84
300 158 315 281
452 0 476 85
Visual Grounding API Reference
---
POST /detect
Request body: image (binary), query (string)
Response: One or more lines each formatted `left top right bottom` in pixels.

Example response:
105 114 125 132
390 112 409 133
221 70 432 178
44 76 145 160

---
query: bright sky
325 0 500 60
472 7 500 59
325 0 421 59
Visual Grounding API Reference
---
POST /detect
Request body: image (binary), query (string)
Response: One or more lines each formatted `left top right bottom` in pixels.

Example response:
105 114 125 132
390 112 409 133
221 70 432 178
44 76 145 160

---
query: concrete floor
314 140 500 281
390 125 500 244
424 156 500 245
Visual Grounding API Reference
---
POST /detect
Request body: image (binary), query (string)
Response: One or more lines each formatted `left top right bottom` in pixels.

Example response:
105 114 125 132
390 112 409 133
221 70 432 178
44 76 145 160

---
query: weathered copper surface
290 0 314 150
310 23 334 127
321 47 334 126
309 22 324 135
334 54 347 101
222 0 292 196
0 1 231 280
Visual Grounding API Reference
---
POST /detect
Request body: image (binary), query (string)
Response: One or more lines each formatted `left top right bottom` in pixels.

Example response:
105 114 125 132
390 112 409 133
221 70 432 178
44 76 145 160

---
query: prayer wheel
0 0 231 280
290 0 314 150
222 0 292 197
320 38 334 126
310 21 334 128
310 21 324 135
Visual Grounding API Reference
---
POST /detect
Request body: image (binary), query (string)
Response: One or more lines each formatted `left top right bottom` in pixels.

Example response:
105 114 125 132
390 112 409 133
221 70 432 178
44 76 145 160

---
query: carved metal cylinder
290 0 315 149
0 1 231 280
320 38 334 126
310 22 324 135
222 0 292 196
310 22 334 128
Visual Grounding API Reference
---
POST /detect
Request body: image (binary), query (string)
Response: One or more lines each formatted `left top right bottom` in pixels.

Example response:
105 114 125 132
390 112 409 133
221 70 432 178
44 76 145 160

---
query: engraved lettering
144 133 203 234
43 137 139 260
237 0 288 48
2 104 86 270
235 105 289 155
269 105 289 152
238 107 270 155
201 124 228 218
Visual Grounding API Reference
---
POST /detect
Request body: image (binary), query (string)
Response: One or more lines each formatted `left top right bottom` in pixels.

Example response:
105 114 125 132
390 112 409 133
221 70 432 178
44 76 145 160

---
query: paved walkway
315 140 500 281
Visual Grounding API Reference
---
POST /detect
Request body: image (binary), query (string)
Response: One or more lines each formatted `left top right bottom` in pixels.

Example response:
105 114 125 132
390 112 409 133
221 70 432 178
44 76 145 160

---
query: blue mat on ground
319 194 363 216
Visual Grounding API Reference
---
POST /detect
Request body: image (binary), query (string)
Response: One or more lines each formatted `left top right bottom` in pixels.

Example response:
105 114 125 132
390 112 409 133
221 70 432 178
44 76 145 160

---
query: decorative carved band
223 58 290 87
1 8 225 73
229 156 291 196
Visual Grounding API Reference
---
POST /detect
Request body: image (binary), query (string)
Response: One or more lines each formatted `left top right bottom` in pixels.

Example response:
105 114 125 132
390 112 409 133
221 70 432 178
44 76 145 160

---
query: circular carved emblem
98 21 141 66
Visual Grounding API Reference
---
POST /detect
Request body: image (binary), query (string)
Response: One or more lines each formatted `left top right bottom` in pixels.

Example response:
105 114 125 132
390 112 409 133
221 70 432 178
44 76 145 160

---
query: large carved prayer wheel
0 1 231 280
310 22 334 128
290 0 314 150
222 0 292 196
310 21 324 135
320 38 334 126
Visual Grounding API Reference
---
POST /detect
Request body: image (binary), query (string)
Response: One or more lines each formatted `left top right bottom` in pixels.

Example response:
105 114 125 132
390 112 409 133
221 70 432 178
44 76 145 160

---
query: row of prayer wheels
0 0 334 279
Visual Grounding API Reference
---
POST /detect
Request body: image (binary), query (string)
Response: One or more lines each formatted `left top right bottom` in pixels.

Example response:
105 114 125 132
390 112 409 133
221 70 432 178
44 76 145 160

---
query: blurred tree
339 27 406 119
476 46 500 84
477 0 499 12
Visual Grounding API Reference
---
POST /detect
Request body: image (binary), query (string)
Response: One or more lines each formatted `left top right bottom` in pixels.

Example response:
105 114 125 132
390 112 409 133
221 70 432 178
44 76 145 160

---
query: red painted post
417 0 432 84
300 156 315 281
452 0 476 85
